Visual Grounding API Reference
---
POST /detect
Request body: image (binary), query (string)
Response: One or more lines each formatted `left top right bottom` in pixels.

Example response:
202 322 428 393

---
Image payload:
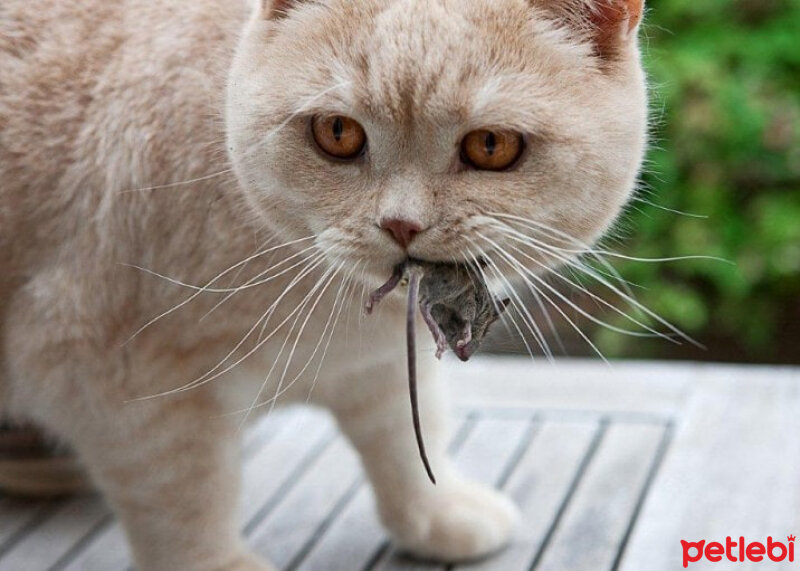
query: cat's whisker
489 212 729 264
502 238 678 342
128 251 330 401
481 221 674 340
477 232 666 341
630 196 708 219
484 215 639 296
299 259 362 401
466 239 553 361
482 258 551 361
527 283 568 355
121 234 316 346
475 235 610 364
124 242 318 295
302 264 360 406
188 253 333 390
493 225 699 346
118 168 235 194
221 233 279 293
231 253 359 419
482 215 703 346
281 259 360 408
341 258 364 342
198 245 320 321
462 246 537 361
237 256 346 428
264 255 352 416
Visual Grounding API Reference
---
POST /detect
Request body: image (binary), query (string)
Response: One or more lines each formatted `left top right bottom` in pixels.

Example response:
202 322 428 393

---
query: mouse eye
460 129 524 171
311 115 367 160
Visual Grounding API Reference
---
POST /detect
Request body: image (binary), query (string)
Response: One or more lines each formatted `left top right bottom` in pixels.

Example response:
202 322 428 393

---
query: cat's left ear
261 0 302 20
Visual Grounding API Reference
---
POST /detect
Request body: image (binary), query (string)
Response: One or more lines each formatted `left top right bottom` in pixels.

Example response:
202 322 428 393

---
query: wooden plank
247 436 363 569
0 495 108 571
446 357 691 417
241 409 336 527
533 422 666 571
618 367 800 571
293 418 478 571
372 416 536 571
8 360 798 571
58 522 128 571
458 420 600 571
241 409 294 459
60 408 335 571
0 498 55 554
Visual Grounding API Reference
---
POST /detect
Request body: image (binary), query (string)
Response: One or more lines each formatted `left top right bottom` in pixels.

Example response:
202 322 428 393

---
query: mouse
367 260 509 361
365 259 509 483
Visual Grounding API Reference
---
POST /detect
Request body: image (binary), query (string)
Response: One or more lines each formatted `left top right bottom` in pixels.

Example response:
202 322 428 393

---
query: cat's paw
386 480 520 562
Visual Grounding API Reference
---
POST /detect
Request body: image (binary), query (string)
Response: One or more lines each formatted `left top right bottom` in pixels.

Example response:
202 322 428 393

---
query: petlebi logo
681 535 796 568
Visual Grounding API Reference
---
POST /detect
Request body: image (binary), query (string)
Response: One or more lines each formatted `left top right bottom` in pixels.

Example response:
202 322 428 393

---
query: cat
0 0 647 569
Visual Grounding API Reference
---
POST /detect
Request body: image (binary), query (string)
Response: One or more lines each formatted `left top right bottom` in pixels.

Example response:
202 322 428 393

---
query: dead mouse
365 259 509 483
366 260 508 360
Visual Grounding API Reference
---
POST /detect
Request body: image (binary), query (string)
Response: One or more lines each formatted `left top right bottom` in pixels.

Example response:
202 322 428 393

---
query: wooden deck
1 357 799 570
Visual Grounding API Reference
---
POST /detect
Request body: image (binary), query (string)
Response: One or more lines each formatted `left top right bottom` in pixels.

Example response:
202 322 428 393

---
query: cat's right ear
261 0 301 20
530 0 644 60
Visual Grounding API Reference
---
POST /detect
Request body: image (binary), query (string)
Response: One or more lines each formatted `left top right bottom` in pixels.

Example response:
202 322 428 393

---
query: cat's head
226 0 647 283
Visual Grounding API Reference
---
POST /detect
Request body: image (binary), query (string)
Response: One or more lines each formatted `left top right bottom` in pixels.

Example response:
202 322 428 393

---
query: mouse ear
261 0 304 20
530 0 644 61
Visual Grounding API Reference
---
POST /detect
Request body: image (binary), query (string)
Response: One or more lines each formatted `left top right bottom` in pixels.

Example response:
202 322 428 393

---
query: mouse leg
365 266 404 314
420 302 448 359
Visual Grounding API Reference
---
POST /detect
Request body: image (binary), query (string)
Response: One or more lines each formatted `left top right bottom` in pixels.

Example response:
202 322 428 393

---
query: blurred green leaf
588 0 800 362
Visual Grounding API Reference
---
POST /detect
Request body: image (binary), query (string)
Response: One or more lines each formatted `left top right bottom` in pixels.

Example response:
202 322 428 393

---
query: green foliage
596 0 800 361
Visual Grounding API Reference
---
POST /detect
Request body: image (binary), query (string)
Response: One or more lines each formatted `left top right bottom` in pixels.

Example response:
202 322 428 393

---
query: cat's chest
208 286 413 412
143 261 408 397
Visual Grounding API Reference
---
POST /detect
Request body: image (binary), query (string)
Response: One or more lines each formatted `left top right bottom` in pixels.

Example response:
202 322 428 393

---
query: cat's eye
311 115 367 160
460 129 524 171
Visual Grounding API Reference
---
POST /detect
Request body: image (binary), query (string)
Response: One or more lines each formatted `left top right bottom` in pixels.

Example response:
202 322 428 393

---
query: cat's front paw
385 479 520 562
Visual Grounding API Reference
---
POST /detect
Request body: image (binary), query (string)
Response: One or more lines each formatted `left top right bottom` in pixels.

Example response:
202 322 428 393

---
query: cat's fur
0 0 647 569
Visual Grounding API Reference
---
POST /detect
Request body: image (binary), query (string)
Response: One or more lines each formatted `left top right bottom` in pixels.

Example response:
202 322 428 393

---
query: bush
595 0 800 362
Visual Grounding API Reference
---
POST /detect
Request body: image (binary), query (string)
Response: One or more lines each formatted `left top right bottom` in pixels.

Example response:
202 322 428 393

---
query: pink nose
380 218 423 249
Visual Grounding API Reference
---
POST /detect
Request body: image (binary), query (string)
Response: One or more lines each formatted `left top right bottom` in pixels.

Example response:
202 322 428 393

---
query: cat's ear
531 0 644 60
261 0 302 20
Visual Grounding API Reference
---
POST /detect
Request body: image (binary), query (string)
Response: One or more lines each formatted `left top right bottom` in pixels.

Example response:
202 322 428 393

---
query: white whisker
121 235 316 346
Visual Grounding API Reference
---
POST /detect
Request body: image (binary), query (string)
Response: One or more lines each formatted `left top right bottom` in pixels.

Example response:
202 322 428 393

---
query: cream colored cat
0 0 647 569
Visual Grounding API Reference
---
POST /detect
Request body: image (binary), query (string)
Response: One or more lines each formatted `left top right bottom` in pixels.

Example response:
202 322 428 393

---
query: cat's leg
73 395 273 571
25 389 271 571
326 358 519 562
3 298 272 570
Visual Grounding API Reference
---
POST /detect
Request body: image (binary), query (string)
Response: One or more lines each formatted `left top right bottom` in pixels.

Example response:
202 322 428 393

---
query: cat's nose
380 218 424 249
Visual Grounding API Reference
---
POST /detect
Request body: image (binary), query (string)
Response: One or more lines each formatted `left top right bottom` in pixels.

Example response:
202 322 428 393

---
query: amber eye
311 115 367 160
460 129 524 171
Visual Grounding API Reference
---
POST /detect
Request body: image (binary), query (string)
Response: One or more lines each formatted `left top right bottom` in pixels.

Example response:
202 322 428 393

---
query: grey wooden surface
1 357 798 571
